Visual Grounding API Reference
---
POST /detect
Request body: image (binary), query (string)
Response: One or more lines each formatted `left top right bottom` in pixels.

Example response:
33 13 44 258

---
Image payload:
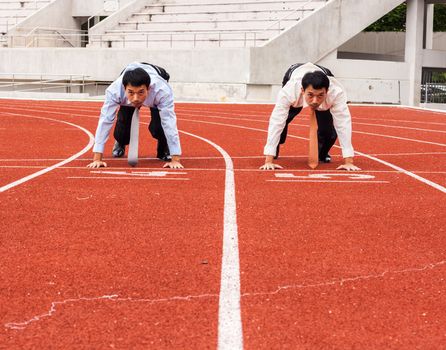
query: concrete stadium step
0 0 51 10
131 9 305 23
90 36 269 49
140 0 318 14
116 18 296 31
90 30 271 48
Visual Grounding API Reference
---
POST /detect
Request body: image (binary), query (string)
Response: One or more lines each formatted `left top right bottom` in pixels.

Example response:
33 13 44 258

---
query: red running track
0 99 445 349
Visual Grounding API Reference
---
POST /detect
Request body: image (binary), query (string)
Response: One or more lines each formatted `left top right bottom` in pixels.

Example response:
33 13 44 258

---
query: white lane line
179 130 243 350
0 114 94 193
353 152 446 193
351 130 446 147
179 118 446 194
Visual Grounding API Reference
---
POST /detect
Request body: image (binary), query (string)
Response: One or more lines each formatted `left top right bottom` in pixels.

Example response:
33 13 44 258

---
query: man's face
302 85 327 110
125 84 149 108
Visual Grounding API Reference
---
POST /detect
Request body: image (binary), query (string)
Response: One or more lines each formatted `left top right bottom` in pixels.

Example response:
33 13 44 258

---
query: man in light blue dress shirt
87 62 183 169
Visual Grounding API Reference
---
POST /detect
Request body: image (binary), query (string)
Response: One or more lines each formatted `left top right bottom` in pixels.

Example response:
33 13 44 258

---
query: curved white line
178 118 446 194
0 114 94 193
178 130 243 350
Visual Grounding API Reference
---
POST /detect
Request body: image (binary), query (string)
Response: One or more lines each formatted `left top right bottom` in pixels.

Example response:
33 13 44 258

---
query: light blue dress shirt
93 62 181 156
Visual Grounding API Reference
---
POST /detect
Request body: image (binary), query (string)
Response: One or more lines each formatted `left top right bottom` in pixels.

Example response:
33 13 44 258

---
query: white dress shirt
93 62 181 155
264 62 354 158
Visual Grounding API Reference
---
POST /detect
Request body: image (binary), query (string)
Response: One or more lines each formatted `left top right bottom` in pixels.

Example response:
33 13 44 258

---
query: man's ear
301 87 305 94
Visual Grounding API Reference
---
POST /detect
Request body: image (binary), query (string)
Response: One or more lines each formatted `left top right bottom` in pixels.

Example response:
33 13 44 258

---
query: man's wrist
265 155 274 163
171 155 180 162
93 152 103 162
344 157 354 164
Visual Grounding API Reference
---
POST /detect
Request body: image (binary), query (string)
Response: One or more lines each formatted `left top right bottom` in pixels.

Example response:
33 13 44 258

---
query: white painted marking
354 151 446 194
275 173 376 180
90 170 187 177
179 130 243 350
268 180 389 184
67 176 189 181
352 130 446 147
0 114 94 193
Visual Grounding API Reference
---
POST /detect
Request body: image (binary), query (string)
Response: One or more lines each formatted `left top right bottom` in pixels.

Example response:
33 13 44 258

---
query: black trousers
113 105 169 156
279 107 337 159
279 63 337 159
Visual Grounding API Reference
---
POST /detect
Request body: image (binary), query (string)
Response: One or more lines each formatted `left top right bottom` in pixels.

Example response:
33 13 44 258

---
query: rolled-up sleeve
157 92 182 156
264 89 292 156
93 89 120 154
330 91 354 158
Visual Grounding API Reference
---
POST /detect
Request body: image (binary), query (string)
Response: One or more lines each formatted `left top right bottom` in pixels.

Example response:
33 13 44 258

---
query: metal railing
0 73 93 94
421 83 446 104
6 27 88 47
87 0 120 31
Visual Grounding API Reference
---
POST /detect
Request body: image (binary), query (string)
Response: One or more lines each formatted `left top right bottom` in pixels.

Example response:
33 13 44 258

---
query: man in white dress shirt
260 62 360 171
87 62 183 169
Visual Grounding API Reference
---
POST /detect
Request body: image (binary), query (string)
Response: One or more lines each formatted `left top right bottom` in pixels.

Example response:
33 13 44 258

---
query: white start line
269 173 389 183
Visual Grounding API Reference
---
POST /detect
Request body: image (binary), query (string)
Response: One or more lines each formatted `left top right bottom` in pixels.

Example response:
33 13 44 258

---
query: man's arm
157 90 184 169
86 88 120 168
329 88 361 171
260 88 293 170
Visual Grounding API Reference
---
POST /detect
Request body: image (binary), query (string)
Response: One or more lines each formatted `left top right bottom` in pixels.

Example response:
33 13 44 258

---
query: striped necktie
308 109 319 169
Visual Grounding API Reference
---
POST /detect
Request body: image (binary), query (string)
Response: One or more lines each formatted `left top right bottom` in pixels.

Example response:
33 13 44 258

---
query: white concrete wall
339 32 446 56
249 0 406 84
0 47 251 82
72 0 134 17
8 0 79 34
88 0 149 36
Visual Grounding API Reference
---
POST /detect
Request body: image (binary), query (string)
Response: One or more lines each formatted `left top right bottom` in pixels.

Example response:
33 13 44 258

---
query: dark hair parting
302 71 330 90
122 68 151 88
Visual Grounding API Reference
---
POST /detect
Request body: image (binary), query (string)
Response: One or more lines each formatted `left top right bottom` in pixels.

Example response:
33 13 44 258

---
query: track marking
177 111 446 134
67 176 190 181
269 172 388 183
179 130 243 350
5 293 218 330
2 164 446 175
242 260 446 297
177 113 446 147
1 151 445 163
5 259 445 330
353 151 446 193
0 114 94 193
269 180 389 183
179 118 446 193
275 173 376 179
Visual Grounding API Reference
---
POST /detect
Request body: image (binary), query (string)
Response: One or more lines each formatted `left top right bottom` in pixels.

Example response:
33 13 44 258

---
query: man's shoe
319 154 331 163
156 141 170 161
112 141 125 158
274 144 280 160
158 154 172 161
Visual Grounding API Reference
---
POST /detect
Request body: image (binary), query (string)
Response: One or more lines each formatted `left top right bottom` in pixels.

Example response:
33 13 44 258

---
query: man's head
122 68 151 108
301 71 330 110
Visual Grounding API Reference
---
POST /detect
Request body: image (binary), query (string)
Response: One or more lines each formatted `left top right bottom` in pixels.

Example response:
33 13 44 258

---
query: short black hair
302 71 330 90
122 68 151 88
